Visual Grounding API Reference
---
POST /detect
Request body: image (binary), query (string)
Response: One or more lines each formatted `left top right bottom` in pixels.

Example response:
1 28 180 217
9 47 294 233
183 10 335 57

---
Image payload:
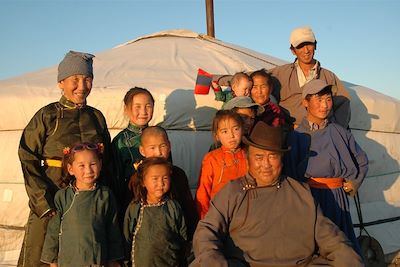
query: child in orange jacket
196 110 247 219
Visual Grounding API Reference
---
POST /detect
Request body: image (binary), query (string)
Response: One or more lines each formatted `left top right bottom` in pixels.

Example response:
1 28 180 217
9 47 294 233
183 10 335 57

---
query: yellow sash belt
44 159 62 168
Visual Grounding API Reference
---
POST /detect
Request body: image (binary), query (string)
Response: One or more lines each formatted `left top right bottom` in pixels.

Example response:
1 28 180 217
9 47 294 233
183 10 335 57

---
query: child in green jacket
18 51 112 267
212 72 252 107
41 143 123 267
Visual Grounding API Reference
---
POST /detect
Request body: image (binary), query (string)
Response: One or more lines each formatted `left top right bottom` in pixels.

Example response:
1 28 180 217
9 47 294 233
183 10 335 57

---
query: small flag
194 68 213 95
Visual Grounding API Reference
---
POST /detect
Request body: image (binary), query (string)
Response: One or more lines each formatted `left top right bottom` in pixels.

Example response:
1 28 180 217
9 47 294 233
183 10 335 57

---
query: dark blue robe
288 119 368 256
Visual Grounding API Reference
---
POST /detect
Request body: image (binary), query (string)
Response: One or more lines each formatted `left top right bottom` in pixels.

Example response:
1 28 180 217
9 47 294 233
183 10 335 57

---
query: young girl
41 143 124 267
124 157 187 267
196 110 247 219
18 51 113 267
112 87 155 218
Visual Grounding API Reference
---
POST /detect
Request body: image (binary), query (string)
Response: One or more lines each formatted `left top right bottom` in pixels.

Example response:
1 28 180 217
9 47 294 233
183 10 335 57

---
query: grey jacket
270 61 351 128
191 174 363 267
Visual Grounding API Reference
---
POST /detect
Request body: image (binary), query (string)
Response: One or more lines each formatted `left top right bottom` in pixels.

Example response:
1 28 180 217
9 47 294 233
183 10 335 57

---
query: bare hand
343 181 354 193
49 263 58 267
47 210 57 218
211 81 220 91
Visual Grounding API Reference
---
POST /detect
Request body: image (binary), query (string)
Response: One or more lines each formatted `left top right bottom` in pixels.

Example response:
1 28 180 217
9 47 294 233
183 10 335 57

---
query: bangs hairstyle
250 69 273 89
130 157 172 203
61 142 103 187
123 87 155 108
211 110 243 140
305 86 333 101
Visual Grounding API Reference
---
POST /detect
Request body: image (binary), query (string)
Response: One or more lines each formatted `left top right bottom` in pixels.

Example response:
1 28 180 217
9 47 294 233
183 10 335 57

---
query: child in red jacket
196 110 247 219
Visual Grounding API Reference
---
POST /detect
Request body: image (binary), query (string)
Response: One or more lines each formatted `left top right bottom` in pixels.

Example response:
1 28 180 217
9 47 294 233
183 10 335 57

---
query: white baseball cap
290 27 316 48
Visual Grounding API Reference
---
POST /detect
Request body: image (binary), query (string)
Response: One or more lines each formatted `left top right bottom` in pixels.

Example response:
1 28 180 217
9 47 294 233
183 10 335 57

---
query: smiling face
58 74 93 105
67 150 101 190
247 146 283 187
291 42 316 65
143 164 171 204
215 117 243 151
126 93 154 127
251 75 271 106
303 92 333 125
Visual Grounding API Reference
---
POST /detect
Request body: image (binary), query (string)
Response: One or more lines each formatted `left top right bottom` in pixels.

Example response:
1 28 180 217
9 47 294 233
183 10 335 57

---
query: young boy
137 126 199 240
223 96 264 135
212 72 252 107
291 79 368 256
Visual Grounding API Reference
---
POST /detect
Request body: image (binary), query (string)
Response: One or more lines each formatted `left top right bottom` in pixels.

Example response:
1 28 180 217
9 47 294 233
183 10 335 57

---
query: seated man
190 121 363 267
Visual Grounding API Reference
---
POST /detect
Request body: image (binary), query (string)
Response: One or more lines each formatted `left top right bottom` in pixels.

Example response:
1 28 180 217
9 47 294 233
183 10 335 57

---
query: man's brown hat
242 121 290 152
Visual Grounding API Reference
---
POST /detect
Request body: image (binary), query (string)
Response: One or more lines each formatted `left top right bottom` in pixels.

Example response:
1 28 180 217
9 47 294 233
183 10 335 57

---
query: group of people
17 26 368 267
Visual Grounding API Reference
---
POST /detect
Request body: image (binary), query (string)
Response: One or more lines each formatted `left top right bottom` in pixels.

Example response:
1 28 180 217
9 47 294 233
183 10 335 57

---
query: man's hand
343 181 354 193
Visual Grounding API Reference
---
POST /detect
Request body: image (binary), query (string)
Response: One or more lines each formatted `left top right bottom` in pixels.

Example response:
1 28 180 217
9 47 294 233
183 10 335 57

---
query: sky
1 0 399 99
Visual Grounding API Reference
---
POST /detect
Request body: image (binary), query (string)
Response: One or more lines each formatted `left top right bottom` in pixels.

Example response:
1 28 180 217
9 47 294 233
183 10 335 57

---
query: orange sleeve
195 153 215 219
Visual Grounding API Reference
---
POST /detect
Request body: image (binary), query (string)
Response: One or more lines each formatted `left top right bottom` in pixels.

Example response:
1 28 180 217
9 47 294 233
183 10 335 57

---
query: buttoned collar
299 118 329 133
243 173 283 190
308 119 328 131
59 95 86 109
127 123 146 134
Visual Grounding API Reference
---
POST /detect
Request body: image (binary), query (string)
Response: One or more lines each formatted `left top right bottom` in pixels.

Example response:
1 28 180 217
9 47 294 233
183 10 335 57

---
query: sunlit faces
58 75 93 105
251 75 271 106
67 150 102 190
232 77 252 97
235 107 256 135
291 42 316 65
139 133 171 159
302 93 333 125
215 117 243 151
125 93 154 126
247 146 283 187
143 164 171 204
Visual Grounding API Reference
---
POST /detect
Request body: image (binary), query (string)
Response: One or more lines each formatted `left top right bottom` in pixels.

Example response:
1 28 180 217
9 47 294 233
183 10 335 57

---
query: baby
212 72 252 107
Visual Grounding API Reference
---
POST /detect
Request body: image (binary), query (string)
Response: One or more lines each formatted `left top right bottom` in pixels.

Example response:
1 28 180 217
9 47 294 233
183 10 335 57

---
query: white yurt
0 29 399 266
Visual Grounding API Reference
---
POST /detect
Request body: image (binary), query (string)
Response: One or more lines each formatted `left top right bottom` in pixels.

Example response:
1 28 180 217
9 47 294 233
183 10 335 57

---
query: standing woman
295 79 368 256
18 51 112 267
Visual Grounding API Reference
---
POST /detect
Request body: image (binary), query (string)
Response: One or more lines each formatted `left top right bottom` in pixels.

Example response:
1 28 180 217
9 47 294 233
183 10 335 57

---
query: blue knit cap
57 51 94 82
